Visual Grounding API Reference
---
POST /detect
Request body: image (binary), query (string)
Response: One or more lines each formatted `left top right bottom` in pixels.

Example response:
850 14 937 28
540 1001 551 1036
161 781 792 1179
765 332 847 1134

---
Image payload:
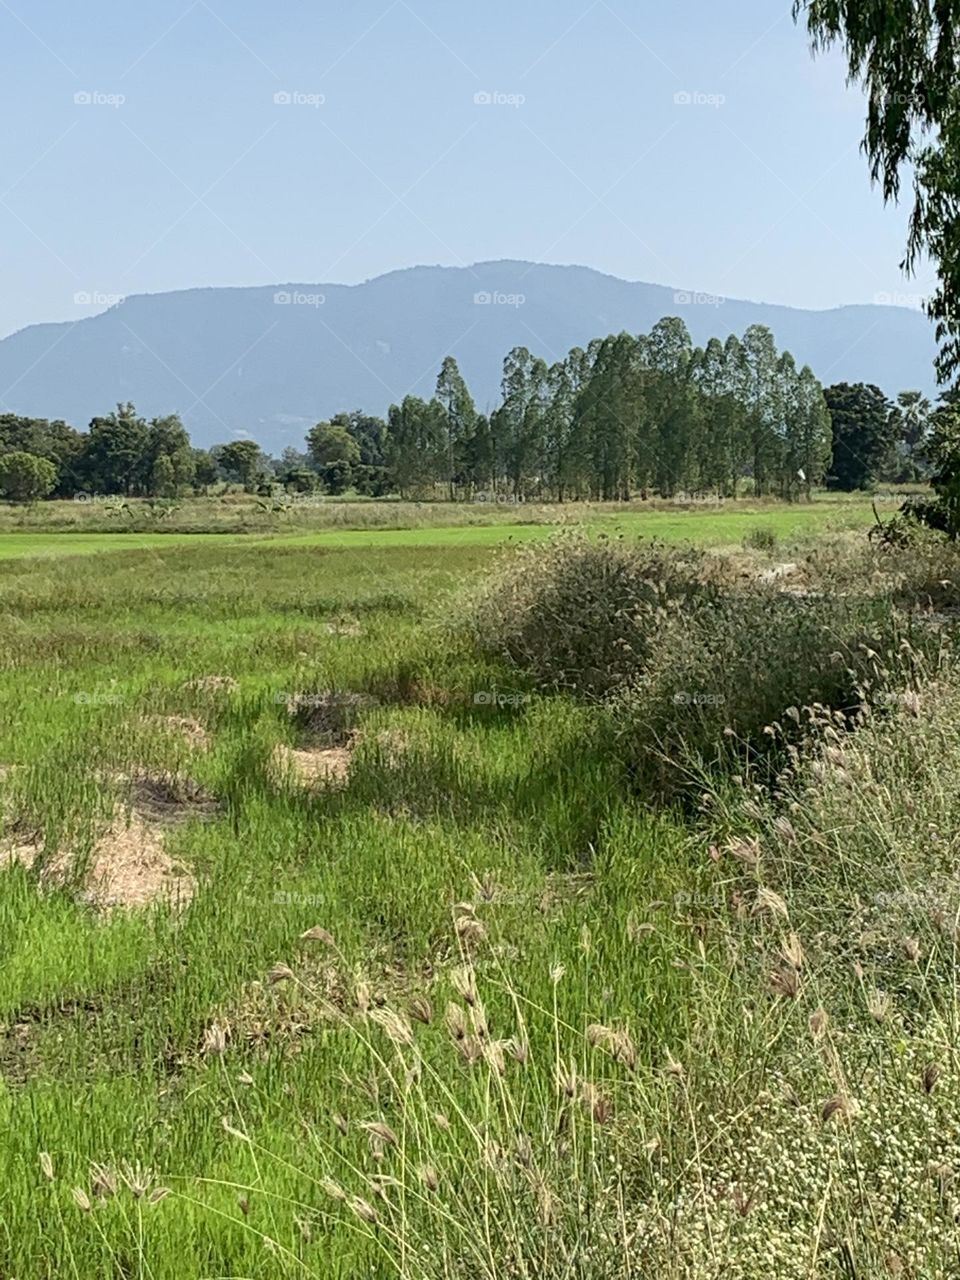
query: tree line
0 316 943 502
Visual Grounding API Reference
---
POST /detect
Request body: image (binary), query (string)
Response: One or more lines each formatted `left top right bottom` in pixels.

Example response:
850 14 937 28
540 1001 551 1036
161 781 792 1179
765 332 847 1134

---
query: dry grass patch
0 807 194 910
142 715 211 751
271 743 353 787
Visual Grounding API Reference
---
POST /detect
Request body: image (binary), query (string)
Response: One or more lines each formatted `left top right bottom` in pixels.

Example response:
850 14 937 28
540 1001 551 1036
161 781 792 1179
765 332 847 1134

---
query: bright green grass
0 536 702 1278
0 497 875 560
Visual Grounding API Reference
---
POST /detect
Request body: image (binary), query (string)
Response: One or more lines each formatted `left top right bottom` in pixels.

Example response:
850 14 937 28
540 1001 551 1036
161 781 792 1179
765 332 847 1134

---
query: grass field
0 493 880 559
2 498 959 1277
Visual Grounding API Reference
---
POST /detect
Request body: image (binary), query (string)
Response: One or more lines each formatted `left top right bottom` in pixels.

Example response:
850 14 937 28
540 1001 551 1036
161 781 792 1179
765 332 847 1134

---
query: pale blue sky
0 0 935 339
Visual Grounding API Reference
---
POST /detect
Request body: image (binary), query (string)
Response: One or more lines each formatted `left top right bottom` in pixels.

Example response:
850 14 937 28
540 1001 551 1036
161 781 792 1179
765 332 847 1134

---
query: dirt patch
142 716 210 750
283 690 374 747
272 743 352 787
0 808 194 910
126 769 220 824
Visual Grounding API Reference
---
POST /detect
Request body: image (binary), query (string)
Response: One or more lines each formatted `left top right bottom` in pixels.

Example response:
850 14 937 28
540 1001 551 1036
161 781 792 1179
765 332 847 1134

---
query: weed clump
462 533 730 697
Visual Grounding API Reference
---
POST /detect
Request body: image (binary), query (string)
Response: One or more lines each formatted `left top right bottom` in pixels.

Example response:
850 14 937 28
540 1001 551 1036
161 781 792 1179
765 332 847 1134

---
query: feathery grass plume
482 1039 507 1077
267 963 295 985
809 1008 830 1040
71 1187 92 1212
419 1164 439 1193
780 932 805 969
362 1121 399 1148
754 886 789 920
119 1161 151 1199
449 965 477 1007
456 1035 483 1065
769 966 801 999
556 1061 577 1099
369 1007 414 1047
39 1153 54 1182
354 978 372 1014
444 1002 468 1042
505 1036 530 1064
349 1196 378 1225
469 1000 489 1040
408 995 433 1025
867 988 894 1023
455 914 487 947
300 926 336 946
432 1112 451 1132
148 1187 171 1204
203 1022 228 1055
90 1164 117 1199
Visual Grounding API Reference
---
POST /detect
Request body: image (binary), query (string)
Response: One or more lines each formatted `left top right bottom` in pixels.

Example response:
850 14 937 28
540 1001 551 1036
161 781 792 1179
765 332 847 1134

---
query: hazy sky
0 0 936 338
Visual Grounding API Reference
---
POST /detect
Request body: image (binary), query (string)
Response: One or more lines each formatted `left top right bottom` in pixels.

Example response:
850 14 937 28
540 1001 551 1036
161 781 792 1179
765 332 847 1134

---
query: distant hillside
0 261 940 450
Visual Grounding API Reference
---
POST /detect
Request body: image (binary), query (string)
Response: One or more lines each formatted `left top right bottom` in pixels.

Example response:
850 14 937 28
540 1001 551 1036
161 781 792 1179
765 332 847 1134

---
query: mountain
0 261 940 450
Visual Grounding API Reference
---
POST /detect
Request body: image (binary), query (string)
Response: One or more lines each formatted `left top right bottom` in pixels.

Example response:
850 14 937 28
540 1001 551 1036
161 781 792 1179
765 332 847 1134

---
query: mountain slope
0 261 939 449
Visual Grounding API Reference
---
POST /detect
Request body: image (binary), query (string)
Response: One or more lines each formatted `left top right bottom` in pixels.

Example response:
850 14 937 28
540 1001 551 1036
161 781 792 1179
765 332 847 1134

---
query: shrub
461 533 731 697
0 451 58 503
610 588 927 796
742 525 777 553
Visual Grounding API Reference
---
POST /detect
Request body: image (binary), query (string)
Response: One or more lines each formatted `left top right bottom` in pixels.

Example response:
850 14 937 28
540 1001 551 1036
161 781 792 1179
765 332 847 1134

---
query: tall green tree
823 382 899 490
385 397 446 498
435 356 477 498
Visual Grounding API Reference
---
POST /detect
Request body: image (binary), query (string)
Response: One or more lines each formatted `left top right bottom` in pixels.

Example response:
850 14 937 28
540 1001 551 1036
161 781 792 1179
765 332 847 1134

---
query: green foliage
0 450 58 502
306 420 361 468
213 439 262 490
824 381 899 490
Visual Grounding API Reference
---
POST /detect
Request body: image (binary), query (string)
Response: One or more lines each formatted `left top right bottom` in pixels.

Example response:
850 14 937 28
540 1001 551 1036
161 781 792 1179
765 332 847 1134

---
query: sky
0 0 938 339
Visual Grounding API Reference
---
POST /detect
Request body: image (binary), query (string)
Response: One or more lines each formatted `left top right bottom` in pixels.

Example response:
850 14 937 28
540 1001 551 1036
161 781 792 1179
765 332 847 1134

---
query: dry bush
461 533 731 697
